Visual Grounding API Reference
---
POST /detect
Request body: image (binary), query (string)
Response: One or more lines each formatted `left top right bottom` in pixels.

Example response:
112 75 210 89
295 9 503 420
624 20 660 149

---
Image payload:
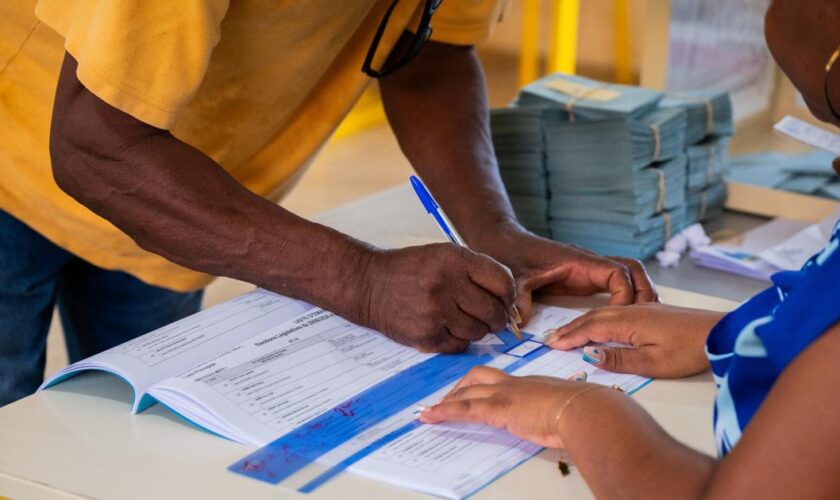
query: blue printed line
228 351 492 484
502 344 550 373
299 420 423 494
294 344 551 494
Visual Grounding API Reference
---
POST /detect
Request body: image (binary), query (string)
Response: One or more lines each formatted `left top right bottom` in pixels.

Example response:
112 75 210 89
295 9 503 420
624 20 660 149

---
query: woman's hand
419 366 600 448
544 303 723 378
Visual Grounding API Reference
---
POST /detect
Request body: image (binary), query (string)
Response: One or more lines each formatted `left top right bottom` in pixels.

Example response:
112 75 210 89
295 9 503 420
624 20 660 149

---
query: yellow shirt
0 0 505 291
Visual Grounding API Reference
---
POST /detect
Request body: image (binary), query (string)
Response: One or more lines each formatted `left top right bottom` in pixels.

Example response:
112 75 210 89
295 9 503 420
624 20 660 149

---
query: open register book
41 288 650 498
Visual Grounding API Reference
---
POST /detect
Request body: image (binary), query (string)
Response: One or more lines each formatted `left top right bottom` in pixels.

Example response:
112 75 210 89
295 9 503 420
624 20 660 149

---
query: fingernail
582 346 604 365
569 370 587 382
510 305 522 325
543 329 559 344
417 405 431 412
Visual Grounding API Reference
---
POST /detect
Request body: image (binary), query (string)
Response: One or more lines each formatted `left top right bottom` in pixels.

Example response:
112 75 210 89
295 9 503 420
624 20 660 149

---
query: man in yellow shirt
0 0 655 406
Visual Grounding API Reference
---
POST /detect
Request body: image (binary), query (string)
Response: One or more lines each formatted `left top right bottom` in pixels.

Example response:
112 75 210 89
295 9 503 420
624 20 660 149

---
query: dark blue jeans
0 209 203 407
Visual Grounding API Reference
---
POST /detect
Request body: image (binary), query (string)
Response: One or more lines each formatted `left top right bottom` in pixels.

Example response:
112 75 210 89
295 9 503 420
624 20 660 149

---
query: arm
50 52 515 352
50 55 367 314
422 322 840 498
378 36 657 322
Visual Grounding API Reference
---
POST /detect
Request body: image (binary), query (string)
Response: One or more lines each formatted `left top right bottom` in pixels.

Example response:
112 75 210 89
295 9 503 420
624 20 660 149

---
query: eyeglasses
362 0 443 78
824 43 840 122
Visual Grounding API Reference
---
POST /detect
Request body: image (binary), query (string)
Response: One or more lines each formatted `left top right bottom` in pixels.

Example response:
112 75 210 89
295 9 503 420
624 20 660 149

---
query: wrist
463 217 531 260
261 222 377 322
552 385 624 442
319 234 378 324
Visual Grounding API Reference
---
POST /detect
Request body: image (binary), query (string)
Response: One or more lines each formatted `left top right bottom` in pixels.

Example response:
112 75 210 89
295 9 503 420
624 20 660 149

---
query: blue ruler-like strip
228 350 493 484
299 420 423 493
294 336 550 494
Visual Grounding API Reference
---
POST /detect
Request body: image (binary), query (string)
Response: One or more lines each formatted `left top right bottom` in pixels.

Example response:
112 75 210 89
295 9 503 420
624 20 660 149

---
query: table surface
0 183 744 500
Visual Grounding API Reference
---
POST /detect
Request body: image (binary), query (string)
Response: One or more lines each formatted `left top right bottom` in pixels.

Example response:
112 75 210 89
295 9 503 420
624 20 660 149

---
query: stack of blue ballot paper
729 150 840 200
517 73 663 120
685 137 730 223
660 90 734 145
491 107 550 237
661 90 734 225
491 72 735 260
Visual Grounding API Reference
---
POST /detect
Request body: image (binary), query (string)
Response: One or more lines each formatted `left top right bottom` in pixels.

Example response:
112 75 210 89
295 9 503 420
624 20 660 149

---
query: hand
544 303 723 378
471 226 658 323
419 366 599 448
361 244 515 353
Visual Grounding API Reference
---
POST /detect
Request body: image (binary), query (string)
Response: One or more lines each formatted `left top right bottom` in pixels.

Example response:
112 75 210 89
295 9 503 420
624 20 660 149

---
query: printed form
144 302 646 498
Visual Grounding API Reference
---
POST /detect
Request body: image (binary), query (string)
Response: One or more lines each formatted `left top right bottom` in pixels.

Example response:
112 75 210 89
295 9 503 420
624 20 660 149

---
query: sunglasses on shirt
362 0 443 78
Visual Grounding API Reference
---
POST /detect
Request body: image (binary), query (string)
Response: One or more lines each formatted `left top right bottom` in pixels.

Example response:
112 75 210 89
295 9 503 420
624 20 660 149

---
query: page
41 289 312 412
148 308 434 445
342 344 648 499
154 301 643 498
759 207 840 270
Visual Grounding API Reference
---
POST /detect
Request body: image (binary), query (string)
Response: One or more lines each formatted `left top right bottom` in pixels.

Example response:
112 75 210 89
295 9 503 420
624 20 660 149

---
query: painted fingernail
582 346 604 365
569 370 587 382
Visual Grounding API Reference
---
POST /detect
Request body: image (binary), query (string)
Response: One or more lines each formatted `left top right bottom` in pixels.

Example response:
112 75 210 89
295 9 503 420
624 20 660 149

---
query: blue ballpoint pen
409 175 522 340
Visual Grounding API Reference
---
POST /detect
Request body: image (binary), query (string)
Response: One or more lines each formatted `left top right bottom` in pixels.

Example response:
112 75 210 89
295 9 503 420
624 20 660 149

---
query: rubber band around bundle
564 83 613 124
655 168 666 212
663 212 672 241
650 123 661 162
669 93 715 134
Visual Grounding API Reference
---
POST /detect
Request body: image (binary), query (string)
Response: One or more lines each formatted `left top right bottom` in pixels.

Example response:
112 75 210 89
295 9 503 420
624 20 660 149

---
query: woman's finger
581 345 654 376
546 312 636 350
441 383 499 404
443 366 508 398
419 397 500 425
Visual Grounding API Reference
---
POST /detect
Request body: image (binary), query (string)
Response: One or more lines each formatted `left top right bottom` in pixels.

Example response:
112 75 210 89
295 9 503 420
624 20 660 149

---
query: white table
0 184 738 500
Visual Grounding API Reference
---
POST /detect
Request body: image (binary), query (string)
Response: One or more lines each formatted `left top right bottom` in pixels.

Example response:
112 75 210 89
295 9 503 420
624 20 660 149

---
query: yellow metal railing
547 0 580 75
518 0 542 86
339 0 638 139
518 0 635 86
613 0 633 84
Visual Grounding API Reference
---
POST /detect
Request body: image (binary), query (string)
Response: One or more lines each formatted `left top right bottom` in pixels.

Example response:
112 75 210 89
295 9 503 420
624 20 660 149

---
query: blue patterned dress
705 221 840 456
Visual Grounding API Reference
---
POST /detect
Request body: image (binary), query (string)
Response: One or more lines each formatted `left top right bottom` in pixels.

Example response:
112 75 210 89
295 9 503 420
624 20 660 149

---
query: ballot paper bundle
686 181 727 224
660 90 734 145
491 107 550 236
549 155 687 223
542 110 687 181
550 206 687 259
517 73 663 120
491 72 736 259
686 137 730 192
728 151 840 200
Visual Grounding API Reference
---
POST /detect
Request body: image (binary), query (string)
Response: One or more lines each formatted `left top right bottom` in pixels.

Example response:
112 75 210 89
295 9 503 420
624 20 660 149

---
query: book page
344 346 649 499
41 289 312 412
148 308 434 445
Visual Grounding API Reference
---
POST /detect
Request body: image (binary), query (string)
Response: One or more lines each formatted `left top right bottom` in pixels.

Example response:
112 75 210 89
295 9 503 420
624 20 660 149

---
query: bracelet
555 384 624 477
553 385 609 429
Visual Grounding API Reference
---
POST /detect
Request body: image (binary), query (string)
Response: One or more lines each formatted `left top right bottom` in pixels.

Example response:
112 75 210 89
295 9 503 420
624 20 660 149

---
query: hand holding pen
410 175 523 340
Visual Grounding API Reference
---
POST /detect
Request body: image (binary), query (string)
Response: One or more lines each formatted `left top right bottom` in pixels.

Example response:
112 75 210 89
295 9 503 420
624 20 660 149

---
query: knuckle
610 348 623 371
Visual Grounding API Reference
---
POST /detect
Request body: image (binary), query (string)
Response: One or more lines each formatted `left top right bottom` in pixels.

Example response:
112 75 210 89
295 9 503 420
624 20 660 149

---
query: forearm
50 55 371 311
56 132 369 309
560 389 717 499
379 38 523 249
